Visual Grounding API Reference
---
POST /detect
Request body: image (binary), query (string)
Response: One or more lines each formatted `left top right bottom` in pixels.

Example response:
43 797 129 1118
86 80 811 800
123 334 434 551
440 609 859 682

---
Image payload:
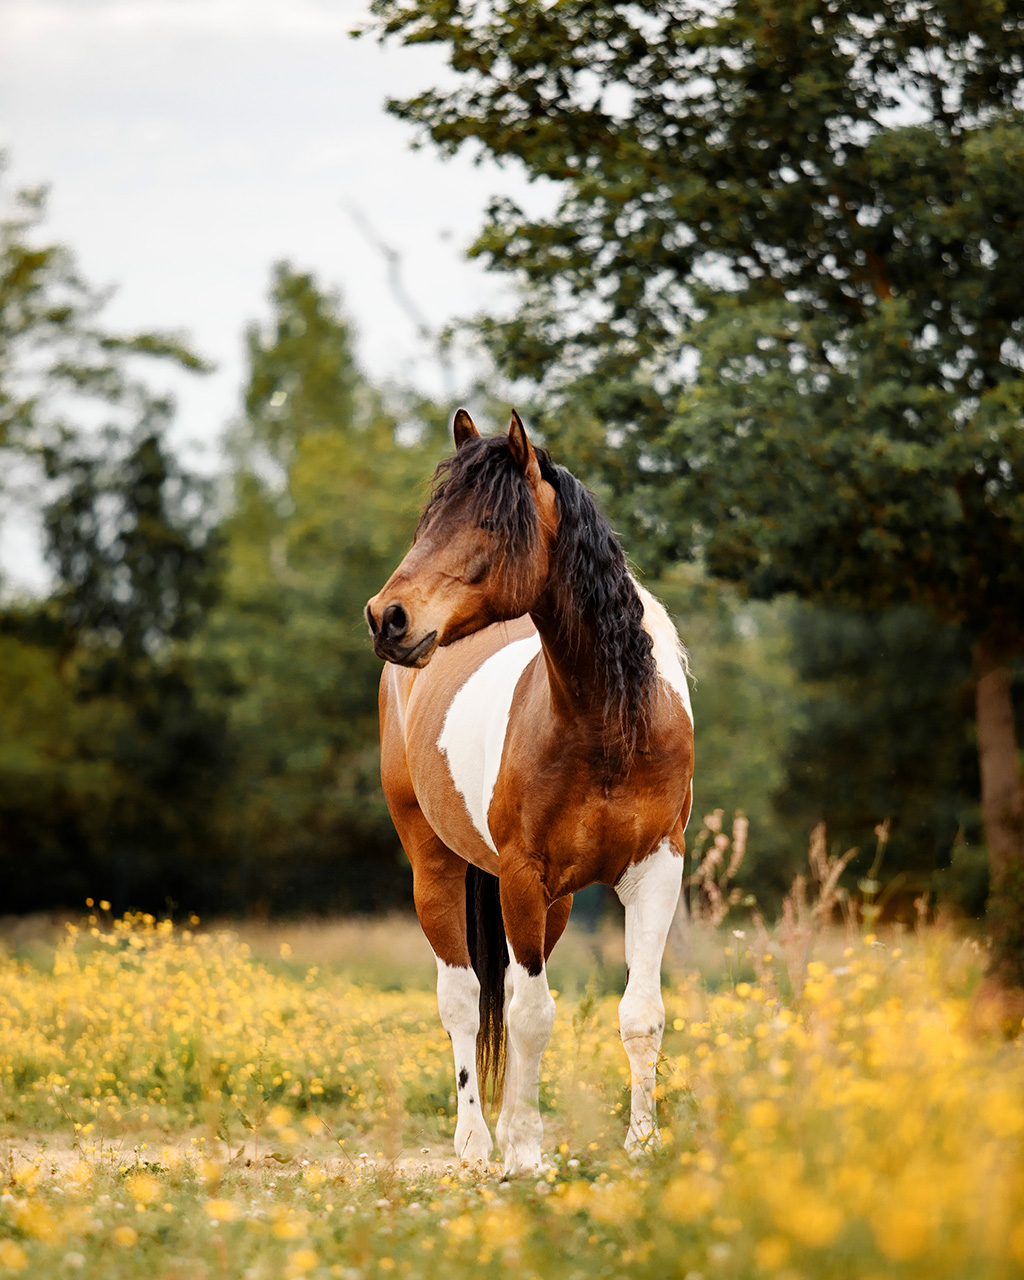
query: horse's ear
508 409 541 485
453 408 481 449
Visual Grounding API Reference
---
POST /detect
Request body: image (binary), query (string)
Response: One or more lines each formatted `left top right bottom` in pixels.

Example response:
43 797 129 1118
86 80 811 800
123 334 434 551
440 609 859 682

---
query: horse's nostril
365 603 379 635
381 603 408 642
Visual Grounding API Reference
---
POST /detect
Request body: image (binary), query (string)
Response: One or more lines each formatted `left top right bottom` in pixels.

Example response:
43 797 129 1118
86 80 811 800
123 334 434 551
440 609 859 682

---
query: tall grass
1 896 1021 1279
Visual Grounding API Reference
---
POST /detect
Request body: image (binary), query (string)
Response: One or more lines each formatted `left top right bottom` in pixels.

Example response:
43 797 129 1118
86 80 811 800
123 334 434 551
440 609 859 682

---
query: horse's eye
479 515 496 532
466 556 491 584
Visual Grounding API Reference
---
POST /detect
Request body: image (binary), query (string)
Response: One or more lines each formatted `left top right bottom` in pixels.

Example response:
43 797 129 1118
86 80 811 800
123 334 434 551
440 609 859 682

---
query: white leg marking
435 958 493 1163
615 839 683 1155
500 954 556 1176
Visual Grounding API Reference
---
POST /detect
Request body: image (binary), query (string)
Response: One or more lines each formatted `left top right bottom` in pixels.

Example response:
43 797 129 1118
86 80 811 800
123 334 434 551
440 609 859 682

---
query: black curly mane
538 454 658 761
420 435 658 761
418 435 540 588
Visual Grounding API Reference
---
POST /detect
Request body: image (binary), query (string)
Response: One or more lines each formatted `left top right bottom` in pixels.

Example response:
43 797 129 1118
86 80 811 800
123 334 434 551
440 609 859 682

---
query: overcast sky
0 0 552 586
1 0 547 442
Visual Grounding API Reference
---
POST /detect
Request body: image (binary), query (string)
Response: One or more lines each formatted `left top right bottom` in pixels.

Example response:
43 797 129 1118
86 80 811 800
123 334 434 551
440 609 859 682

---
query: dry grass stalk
779 822 859 995
688 809 750 929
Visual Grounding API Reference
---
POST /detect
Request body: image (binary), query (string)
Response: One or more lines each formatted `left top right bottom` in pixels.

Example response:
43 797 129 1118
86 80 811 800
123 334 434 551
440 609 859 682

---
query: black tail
465 864 508 1109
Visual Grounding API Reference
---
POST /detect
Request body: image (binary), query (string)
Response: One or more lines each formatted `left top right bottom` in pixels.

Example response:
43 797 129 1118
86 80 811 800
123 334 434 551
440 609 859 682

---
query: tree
371 0 1024 991
1 176 204 463
775 603 979 909
196 264 447 911
0 172 224 912
654 567 806 903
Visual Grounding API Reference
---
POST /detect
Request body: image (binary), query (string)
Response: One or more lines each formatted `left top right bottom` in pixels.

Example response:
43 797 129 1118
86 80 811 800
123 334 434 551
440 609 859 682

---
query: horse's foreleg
498 881 558 1175
501 956 555 1174
615 839 683 1155
434 956 493 1163
496 895 571 1168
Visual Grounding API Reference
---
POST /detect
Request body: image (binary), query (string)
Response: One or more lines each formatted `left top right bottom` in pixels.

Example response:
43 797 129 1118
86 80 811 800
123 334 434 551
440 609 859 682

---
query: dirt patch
2 1135 493 1182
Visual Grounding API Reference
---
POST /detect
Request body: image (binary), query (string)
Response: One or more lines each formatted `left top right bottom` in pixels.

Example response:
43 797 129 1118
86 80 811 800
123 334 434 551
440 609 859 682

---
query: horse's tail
466 864 507 1109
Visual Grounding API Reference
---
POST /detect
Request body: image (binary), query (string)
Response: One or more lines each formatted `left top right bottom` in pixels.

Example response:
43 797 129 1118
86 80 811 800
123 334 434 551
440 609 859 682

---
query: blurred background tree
192 264 448 912
775 603 978 901
371 0 1024 978
0 177 225 912
0 182 451 914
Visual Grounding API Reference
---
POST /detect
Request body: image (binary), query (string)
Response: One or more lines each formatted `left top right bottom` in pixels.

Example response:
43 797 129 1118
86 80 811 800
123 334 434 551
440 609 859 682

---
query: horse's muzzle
366 601 438 667
373 629 439 668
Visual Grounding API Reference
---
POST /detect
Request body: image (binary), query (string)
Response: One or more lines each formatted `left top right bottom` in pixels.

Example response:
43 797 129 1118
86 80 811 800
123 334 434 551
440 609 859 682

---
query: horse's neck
528 590 615 732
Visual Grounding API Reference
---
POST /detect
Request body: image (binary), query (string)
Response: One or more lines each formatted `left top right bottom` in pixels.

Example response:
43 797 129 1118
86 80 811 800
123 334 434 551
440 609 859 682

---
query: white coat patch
634 581 693 720
437 633 542 854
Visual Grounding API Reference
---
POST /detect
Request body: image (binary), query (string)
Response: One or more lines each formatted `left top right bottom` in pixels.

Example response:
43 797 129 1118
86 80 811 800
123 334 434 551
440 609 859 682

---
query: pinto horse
365 410 694 1174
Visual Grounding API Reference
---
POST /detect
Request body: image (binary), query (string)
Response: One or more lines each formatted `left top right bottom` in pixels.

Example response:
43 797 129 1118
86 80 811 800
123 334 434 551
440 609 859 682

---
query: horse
365 409 694 1174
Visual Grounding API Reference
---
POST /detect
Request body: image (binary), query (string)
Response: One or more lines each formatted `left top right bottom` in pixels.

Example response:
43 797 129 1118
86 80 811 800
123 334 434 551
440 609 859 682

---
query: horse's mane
538 454 658 762
420 435 658 761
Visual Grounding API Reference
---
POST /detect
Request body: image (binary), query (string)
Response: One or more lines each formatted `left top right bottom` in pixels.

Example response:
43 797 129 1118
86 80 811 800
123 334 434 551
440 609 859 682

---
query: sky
0 0 548 585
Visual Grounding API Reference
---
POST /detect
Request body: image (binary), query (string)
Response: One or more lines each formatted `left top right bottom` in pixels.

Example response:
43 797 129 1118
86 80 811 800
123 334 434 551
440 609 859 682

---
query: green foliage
196 264 447 911
659 295 1024 639
1 183 453 916
988 856 1024 989
371 0 1024 637
0 175 225 913
775 603 977 889
0 184 451 917
41 419 215 668
653 566 804 898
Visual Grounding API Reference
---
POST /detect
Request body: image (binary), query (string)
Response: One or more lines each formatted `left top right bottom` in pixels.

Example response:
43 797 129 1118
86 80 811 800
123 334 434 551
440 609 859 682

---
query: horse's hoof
455 1130 494 1165
459 1147 493 1166
500 1148 544 1177
624 1126 661 1157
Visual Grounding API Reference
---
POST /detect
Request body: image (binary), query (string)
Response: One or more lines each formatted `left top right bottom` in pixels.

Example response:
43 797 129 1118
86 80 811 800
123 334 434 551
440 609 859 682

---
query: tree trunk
972 639 1024 1006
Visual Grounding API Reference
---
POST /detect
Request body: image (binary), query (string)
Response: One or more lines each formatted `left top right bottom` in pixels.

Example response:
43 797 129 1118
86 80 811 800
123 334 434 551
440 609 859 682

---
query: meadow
0 903 1022 1280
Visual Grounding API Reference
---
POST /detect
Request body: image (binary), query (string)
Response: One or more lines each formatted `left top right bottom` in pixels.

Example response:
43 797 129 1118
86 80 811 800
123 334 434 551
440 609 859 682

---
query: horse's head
365 409 557 667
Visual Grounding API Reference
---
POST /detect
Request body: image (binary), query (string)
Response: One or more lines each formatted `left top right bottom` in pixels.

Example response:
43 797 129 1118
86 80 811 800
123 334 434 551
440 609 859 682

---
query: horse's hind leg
406 825 493 1164
615 838 684 1154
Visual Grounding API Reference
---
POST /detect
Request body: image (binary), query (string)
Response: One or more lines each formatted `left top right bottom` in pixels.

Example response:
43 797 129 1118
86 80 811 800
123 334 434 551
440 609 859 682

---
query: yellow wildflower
873 1203 932 1260
662 1174 719 1222
777 1193 844 1248
14 1201 61 1242
754 1236 791 1270
0 1242 28 1272
285 1248 319 1278
272 1208 308 1240
748 1100 779 1130
268 1103 292 1128
588 1182 640 1223
205 1198 240 1222
125 1171 162 1206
